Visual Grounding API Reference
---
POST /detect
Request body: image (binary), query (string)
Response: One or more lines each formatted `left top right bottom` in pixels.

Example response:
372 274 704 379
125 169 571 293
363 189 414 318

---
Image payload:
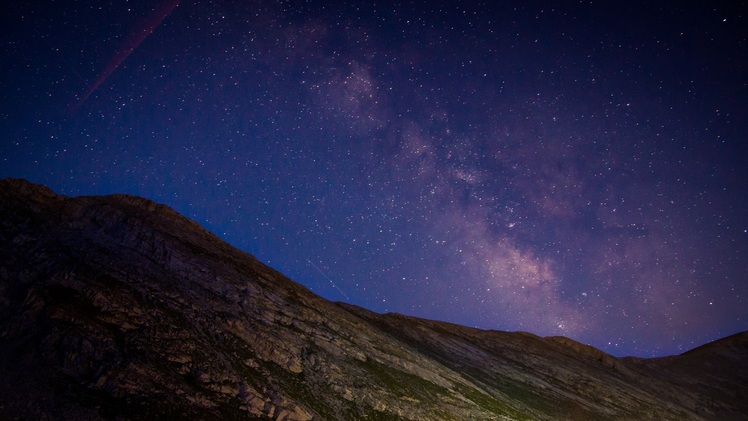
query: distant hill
1 178 746 420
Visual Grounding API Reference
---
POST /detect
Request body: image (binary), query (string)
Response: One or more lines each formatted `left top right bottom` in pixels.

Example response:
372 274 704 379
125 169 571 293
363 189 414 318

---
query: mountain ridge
1 178 746 420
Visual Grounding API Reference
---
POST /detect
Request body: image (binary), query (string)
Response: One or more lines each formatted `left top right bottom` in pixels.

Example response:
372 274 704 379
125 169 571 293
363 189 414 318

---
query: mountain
1 178 746 420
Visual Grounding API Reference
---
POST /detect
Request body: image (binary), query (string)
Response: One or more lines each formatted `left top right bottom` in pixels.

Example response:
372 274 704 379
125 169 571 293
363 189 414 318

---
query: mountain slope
1 178 746 420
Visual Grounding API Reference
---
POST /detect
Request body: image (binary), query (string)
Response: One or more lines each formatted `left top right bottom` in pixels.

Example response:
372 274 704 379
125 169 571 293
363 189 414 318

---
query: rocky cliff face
1 178 746 420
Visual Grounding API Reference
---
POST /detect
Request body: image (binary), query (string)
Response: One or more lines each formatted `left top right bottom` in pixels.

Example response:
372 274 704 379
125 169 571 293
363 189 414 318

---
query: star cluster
2 1 747 357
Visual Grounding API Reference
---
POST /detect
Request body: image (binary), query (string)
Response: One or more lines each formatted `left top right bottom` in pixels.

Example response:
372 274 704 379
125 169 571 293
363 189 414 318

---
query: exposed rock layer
1 178 746 420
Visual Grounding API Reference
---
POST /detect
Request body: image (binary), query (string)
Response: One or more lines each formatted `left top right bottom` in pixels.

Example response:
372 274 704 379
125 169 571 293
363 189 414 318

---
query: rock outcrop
1 178 746 420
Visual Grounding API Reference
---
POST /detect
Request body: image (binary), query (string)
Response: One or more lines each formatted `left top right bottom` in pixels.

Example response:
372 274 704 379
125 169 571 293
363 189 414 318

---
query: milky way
2 1 747 357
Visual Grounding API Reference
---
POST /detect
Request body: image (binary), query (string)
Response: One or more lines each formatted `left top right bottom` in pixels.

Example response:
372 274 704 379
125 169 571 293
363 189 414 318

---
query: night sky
3 1 747 358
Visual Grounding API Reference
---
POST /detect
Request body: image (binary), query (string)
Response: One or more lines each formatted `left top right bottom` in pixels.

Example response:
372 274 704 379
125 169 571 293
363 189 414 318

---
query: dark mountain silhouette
1 178 746 420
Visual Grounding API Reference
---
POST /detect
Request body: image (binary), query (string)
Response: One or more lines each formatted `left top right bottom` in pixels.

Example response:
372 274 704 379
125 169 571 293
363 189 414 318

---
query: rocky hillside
1 178 746 420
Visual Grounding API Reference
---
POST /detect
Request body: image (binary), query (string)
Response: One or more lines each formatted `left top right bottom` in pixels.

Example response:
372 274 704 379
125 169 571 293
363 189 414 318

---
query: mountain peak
1 176 57 194
1 179 746 420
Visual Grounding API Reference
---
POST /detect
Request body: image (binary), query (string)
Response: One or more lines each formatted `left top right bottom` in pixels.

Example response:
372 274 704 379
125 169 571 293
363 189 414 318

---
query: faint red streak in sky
72 0 181 111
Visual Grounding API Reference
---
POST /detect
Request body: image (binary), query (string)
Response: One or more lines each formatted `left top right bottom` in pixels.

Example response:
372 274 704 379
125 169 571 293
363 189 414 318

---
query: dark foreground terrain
1 178 746 420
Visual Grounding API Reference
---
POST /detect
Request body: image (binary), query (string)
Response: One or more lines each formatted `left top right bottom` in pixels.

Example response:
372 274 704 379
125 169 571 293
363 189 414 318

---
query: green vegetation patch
452 382 532 420
359 358 450 401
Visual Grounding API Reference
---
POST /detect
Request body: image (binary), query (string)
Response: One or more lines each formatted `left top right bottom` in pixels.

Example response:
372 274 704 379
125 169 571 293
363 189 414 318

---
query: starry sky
2 0 747 357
